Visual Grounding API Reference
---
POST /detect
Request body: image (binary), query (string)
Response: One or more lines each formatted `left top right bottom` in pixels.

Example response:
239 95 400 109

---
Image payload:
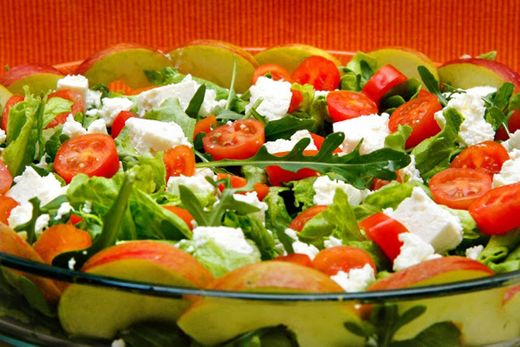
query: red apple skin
82 241 213 288
441 58 520 88
0 224 62 302
0 64 63 87
503 284 520 304
368 256 494 291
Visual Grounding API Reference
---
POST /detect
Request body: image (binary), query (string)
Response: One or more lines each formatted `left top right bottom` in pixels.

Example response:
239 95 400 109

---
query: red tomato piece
360 212 408 261
309 132 341 153
451 141 510 175
193 115 217 140
291 56 340 91
216 173 270 201
362 65 407 103
54 133 120 183
0 160 13 195
313 246 376 276
163 205 195 230
164 145 196 178
430 168 492 210
46 89 85 129
289 205 328 232
111 111 135 138
469 182 520 235
252 64 292 84
1 95 24 132
203 119 265 160
370 171 404 191
288 89 304 113
0 196 18 224
265 150 319 186
326 91 378 122
275 253 313 268
496 110 520 141
388 91 442 148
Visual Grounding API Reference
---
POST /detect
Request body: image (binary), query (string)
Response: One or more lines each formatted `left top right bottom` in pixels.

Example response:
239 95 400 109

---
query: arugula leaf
340 52 377 91
391 322 461 347
220 325 298 347
13 197 42 244
380 79 422 113
198 133 410 189
185 84 206 118
264 116 315 141
417 66 447 106
483 83 514 131
145 97 196 140
118 322 190 347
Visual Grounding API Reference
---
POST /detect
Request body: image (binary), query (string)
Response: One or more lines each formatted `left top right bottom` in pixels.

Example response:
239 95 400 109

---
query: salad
0 41 520 346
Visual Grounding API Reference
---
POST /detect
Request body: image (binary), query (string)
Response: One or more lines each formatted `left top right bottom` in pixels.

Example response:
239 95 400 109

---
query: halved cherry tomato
193 115 217 140
33 224 92 264
164 145 196 178
451 141 510 175
216 173 270 200
291 56 340 91
54 133 120 183
0 196 18 224
46 89 85 128
309 133 342 153
326 91 378 122
362 65 407 103
388 91 442 148
275 253 313 268
0 160 13 195
163 205 195 230
203 119 265 160
111 110 135 138
430 168 492 210
360 212 408 261
496 110 520 140
288 89 304 113
370 172 404 191
68 214 83 225
1 95 24 131
313 246 376 276
469 182 520 235
265 150 319 186
252 64 292 84
289 205 328 232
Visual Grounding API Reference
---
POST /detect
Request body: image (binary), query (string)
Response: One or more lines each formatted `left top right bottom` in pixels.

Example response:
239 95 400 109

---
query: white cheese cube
0 129 7 145
465 245 484 260
57 75 89 110
393 233 442 271
324 236 343 248
264 130 317 154
502 130 520 154
493 149 520 187
166 173 215 200
312 175 369 206
284 228 320 260
400 154 423 184
86 118 108 135
246 76 292 122
86 90 102 109
333 113 390 155
62 115 87 138
330 264 375 292
192 226 255 254
89 97 133 126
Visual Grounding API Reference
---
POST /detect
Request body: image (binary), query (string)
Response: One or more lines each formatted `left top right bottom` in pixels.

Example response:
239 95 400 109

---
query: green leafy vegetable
417 66 447 106
291 177 317 210
384 125 412 152
483 82 515 131
220 325 298 347
185 84 206 118
264 116 315 141
118 322 190 347
478 229 520 272
263 187 294 253
380 79 422 113
391 322 461 347
42 97 73 127
340 52 377 91
353 182 414 220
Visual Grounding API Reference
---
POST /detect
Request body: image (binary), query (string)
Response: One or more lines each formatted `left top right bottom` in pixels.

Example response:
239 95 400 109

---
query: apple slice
367 47 439 82
0 84 13 114
369 257 519 345
0 65 63 95
0 224 61 303
254 44 342 73
169 40 258 93
178 261 364 347
504 285 520 321
439 58 520 89
75 43 172 89
58 241 213 339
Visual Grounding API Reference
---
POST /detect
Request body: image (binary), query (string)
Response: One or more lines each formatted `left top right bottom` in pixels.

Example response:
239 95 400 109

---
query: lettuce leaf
145 97 196 140
291 177 316 210
42 97 72 127
353 182 414 220
263 187 294 253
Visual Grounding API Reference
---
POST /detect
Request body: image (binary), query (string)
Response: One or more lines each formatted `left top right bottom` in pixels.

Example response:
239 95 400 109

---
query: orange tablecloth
1 0 519 71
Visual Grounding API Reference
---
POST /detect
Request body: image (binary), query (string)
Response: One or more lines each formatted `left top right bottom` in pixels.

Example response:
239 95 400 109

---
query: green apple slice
0 65 64 95
255 44 342 73
0 84 13 114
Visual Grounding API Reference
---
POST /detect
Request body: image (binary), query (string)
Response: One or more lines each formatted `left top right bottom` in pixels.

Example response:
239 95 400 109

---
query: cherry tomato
193 115 217 140
33 224 92 264
360 212 408 261
164 145 196 178
0 160 13 195
496 110 520 140
68 214 83 225
288 89 304 113
216 173 270 200
203 119 265 160
326 91 378 122
469 182 520 235
362 65 407 103
388 91 442 148
265 150 319 186
46 89 85 128
111 111 135 138
370 172 404 191
309 132 341 153
0 196 18 224
289 205 328 232
430 168 492 210
252 64 292 84
313 246 376 276
291 56 340 91
163 205 194 230
1 95 24 131
275 254 313 268
54 133 120 183
451 141 510 175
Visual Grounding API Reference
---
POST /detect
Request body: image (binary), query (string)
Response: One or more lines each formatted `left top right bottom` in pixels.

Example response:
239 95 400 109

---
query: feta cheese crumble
465 245 484 260
333 113 390 155
55 202 73 220
166 170 215 200
57 75 89 110
284 228 320 260
86 90 102 109
502 130 520 153
400 154 423 184
0 129 6 145
312 175 369 206
88 97 133 126
125 118 191 155
493 149 520 187
246 76 292 121
62 115 86 138
393 233 441 271
232 192 268 224
331 264 375 292
263 130 317 154
324 236 343 248
193 226 255 254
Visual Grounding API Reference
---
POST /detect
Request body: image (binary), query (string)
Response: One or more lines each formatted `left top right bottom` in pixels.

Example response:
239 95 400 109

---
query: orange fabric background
1 0 519 70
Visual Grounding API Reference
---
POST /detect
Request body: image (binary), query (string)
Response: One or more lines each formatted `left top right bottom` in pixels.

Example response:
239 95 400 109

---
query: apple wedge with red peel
369 257 519 345
367 47 439 83
0 65 63 95
0 224 62 303
504 285 520 321
178 261 364 347
58 241 213 339
255 44 342 73
75 43 172 89
439 58 520 89
169 40 258 93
